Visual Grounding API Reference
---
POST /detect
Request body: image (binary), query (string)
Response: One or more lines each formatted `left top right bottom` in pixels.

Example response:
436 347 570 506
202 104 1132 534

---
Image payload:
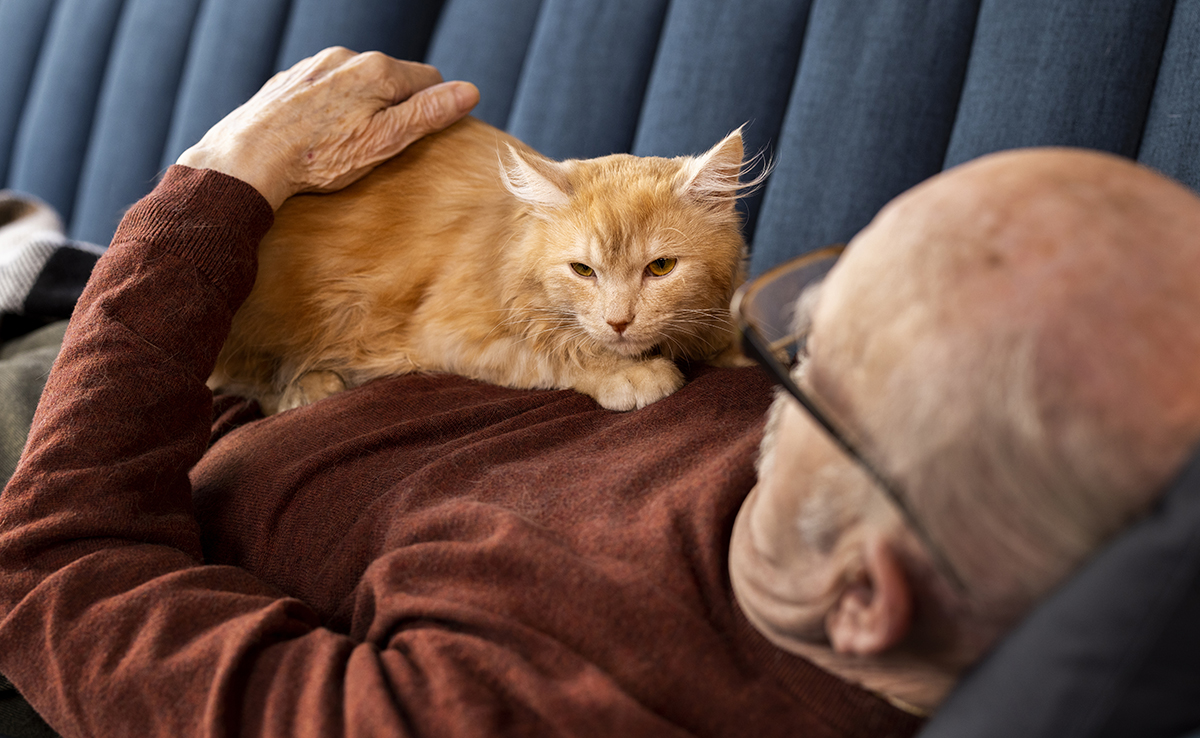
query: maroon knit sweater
0 167 922 737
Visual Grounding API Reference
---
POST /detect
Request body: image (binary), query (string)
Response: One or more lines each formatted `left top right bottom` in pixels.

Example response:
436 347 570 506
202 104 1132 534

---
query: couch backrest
2 0 1199 276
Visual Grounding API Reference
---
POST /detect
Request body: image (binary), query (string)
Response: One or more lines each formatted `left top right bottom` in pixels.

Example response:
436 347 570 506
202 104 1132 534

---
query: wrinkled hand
177 47 479 209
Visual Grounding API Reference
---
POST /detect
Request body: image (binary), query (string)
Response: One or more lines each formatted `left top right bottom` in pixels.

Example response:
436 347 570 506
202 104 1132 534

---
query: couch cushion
424 0 544 130
505 0 670 161
0 0 57 187
5 0 1199 263
4 0 125 231
631 0 810 244
70 0 205 245
1138 0 1200 192
159 0 293 168
274 0 444 71
748 0 978 276
944 0 1174 168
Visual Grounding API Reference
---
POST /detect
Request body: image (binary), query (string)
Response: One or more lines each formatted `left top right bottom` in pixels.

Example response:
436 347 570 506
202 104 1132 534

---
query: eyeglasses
731 245 968 594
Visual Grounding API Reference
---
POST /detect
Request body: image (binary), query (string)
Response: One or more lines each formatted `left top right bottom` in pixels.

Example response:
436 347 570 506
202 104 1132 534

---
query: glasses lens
734 246 844 364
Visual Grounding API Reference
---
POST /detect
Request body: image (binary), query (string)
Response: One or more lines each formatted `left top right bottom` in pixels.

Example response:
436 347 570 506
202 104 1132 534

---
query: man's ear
824 534 913 656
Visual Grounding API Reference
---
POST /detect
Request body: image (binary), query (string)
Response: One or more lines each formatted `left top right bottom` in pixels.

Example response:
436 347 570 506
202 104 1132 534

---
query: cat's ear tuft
502 145 572 210
677 126 750 211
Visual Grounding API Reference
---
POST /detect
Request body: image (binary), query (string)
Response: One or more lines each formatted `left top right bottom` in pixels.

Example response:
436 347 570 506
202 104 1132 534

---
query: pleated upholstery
944 0 1174 168
749 0 980 274
4 0 126 228
70 0 206 245
0 0 1197 269
274 0 444 71
0 0 57 186
159 0 292 169
1139 0 1200 191
505 0 671 160
632 0 812 243
424 0 545 129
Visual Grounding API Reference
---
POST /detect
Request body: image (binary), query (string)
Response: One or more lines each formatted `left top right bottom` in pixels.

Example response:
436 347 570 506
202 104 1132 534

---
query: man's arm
0 49 480 736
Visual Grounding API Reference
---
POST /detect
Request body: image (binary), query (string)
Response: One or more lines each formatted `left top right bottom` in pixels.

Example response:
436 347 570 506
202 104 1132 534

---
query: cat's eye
646 257 677 277
571 263 596 278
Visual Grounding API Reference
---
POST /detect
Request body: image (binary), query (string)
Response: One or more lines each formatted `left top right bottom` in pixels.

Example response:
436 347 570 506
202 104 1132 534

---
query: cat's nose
607 320 630 334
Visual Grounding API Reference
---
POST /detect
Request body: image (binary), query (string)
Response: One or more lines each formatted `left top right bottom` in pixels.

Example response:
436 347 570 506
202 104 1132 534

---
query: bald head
732 148 1200 710
812 148 1200 608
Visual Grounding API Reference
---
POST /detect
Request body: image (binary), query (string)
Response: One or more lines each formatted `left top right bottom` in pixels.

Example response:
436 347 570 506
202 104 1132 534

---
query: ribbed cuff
114 165 274 312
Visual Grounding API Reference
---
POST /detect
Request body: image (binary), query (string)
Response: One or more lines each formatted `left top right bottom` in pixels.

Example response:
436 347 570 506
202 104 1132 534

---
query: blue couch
7 0 1199 276
1 1 1198 736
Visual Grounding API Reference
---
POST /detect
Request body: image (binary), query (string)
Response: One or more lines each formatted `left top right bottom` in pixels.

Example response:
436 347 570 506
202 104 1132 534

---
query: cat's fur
211 116 756 413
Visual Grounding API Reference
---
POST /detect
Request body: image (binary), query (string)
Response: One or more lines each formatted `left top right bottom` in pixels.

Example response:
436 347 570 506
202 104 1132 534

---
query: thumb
382 80 480 151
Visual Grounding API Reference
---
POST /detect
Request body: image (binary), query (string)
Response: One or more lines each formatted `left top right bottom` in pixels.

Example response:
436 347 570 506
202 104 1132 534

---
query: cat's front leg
272 370 348 414
574 356 685 411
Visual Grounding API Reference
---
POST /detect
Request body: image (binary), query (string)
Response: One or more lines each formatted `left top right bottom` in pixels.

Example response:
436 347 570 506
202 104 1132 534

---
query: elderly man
0 48 1193 737
730 145 1200 714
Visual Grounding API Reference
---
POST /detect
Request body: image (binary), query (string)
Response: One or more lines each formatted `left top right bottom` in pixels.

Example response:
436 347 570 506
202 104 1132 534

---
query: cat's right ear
677 126 754 212
502 145 572 210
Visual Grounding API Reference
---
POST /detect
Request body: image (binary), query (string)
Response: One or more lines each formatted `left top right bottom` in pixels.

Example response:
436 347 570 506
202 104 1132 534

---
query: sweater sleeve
0 167 328 738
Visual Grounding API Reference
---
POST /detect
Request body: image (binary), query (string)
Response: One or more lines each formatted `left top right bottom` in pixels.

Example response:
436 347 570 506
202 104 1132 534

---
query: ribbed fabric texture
112 165 271 312
0 235 62 315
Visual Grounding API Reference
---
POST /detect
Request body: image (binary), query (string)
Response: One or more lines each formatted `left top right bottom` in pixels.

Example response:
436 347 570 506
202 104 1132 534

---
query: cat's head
500 129 762 361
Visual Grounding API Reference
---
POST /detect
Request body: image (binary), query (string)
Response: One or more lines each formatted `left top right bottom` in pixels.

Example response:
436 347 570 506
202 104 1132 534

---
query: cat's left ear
502 145 573 211
677 126 746 211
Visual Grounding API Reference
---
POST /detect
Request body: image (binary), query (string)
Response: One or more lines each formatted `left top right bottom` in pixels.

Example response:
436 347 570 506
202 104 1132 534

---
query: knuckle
346 50 397 82
314 46 352 64
302 46 355 76
359 50 388 68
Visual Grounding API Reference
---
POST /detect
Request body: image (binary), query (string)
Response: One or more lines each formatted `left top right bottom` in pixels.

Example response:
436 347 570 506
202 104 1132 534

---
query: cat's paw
587 358 685 411
274 370 347 413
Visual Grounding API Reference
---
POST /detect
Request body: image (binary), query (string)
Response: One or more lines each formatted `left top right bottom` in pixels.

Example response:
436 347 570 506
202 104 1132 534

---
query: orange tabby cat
211 116 757 413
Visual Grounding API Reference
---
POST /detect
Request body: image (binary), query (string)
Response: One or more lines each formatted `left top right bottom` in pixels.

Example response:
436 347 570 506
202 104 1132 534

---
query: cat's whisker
661 335 695 361
673 308 731 320
660 326 724 357
667 318 720 335
674 316 723 331
683 327 727 350
671 320 725 332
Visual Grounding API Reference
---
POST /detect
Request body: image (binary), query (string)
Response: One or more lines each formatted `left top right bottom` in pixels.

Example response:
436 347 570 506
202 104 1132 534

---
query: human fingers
308 79 481 194
177 48 472 208
342 51 445 106
382 80 481 150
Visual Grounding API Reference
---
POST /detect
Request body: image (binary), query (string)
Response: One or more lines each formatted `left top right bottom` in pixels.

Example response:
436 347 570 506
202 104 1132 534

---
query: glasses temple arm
740 327 969 594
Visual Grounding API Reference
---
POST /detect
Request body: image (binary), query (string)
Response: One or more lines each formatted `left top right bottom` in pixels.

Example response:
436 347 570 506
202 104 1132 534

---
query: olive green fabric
0 320 64 737
0 319 66 488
